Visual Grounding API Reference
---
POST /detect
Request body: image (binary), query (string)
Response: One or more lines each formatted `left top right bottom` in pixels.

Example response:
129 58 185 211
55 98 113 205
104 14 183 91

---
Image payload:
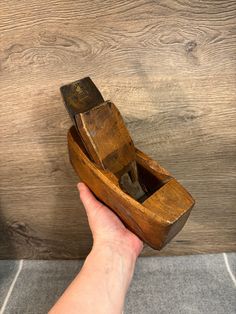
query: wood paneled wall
0 0 235 258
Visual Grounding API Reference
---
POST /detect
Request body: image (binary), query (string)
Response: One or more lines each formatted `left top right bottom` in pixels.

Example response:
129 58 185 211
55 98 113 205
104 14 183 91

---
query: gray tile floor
0 253 235 314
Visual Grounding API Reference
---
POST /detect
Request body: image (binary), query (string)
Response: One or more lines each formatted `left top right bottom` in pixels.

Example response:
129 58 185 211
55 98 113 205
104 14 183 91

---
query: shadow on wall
0 200 16 258
27 86 92 259
0 84 92 259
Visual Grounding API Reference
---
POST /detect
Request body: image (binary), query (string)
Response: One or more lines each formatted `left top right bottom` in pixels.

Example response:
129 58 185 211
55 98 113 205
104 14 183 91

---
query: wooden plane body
61 77 195 250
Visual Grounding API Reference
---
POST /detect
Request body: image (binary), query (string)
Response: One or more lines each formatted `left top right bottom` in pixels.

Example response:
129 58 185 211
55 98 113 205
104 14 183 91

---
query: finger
77 182 106 220
77 182 126 235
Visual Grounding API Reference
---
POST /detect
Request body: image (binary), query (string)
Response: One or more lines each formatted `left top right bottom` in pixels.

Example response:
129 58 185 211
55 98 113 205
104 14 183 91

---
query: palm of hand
78 182 143 257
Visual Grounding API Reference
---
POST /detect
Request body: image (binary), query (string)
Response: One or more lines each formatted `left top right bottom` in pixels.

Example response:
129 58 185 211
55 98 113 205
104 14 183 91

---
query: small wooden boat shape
61 77 195 250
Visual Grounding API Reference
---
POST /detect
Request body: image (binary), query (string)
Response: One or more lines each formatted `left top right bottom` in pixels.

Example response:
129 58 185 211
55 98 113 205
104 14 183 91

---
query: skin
49 182 143 314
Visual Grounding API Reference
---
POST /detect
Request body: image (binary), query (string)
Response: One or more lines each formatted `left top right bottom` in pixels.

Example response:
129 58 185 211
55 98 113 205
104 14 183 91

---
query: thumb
77 182 125 237
77 182 107 228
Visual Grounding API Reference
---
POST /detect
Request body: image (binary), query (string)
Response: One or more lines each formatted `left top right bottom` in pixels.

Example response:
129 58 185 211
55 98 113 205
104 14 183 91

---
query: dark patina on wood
61 77 195 250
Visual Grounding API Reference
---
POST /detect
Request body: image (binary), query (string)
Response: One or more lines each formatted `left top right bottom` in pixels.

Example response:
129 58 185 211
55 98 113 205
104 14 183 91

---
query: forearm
49 243 137 314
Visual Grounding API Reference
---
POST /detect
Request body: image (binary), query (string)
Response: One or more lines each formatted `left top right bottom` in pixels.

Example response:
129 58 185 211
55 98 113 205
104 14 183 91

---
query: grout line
223 253 236 287
0 260 23 314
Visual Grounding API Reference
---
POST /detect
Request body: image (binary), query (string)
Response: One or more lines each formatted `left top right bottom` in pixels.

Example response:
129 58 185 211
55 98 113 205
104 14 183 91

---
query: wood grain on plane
61 77 195 249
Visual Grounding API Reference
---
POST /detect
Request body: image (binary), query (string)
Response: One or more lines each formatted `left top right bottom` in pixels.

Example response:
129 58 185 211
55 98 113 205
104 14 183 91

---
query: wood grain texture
0 0 235 258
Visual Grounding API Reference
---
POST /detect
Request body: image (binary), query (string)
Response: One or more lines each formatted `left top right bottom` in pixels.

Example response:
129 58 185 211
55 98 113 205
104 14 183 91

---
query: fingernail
77 182 82 192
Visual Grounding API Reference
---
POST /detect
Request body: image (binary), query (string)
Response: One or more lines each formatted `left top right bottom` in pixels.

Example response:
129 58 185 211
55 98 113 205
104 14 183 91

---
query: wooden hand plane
61 77 195 250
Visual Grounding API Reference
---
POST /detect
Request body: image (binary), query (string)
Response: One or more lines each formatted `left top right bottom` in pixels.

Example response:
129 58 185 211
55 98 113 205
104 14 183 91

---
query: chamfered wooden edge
67 126 195 250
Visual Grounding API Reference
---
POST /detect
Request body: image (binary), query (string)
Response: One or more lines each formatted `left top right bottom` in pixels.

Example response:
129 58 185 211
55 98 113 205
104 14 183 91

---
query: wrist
92 238 142 263
81 241 138 313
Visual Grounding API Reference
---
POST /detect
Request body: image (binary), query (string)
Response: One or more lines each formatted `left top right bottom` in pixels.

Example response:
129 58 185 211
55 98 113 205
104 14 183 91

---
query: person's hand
78 182 143 259
50 182 142 314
